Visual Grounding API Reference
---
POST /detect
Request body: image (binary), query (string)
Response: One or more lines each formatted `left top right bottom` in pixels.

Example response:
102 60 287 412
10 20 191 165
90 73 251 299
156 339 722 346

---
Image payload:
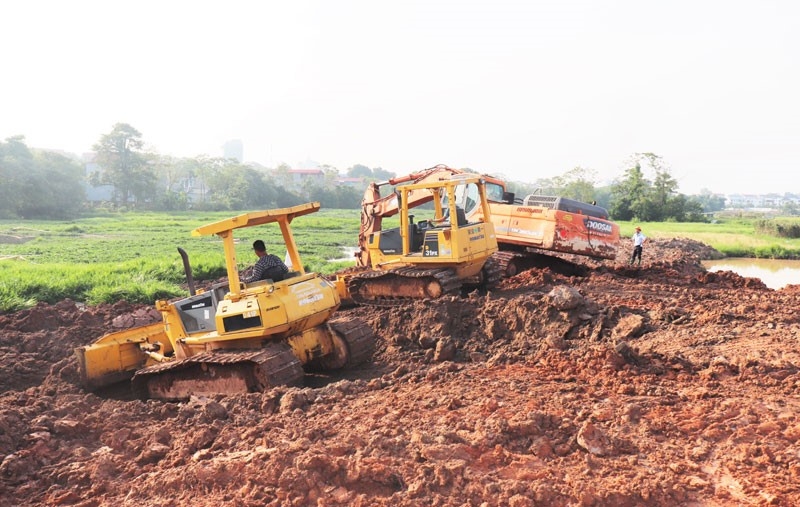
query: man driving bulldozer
243 239 289 282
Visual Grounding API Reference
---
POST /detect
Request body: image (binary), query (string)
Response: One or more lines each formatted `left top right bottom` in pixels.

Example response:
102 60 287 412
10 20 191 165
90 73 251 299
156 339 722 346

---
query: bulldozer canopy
192 202 320 237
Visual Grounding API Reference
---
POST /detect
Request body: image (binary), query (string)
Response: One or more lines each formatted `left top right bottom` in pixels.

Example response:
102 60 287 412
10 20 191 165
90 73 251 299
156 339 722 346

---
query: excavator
355 165 620 278
75 202 375 401
338 172 500 305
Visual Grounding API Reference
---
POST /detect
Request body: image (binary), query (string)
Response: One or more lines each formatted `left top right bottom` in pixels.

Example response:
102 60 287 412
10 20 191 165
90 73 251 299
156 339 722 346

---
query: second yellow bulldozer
339 172 501 305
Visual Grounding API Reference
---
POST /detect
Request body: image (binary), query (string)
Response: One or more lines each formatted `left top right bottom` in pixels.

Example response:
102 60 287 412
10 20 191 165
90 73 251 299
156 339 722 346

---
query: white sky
1 0 798 195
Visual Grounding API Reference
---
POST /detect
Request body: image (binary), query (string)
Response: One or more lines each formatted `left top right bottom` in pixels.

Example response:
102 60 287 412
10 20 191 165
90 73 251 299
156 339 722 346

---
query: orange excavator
356 165 620 278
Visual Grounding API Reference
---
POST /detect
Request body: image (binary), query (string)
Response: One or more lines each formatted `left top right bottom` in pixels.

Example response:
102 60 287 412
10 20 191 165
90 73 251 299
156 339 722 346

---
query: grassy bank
618 218 800 259
0 209 361 313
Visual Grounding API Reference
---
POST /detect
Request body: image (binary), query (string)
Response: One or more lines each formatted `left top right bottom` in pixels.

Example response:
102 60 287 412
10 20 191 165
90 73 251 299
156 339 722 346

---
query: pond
329 246 359 263
702 258 800 290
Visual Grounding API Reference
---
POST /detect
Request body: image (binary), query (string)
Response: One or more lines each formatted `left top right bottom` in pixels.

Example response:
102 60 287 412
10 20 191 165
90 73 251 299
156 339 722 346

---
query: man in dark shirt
244 239 289 282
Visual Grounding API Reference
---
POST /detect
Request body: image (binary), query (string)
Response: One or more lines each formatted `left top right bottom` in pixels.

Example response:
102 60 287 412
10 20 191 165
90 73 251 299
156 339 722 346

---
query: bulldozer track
470 254 503 290
328 316 376 367
131 343 304 401
346 267 462 306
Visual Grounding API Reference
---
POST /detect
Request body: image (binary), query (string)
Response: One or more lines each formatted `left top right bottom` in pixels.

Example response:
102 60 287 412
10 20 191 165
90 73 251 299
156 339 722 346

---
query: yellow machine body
76 202 374 397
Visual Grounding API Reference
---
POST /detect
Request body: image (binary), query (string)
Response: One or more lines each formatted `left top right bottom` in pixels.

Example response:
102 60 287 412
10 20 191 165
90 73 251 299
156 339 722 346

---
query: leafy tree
552 166 598 202
610 162 649 220
202 162 290 210
503 167 600 205
333 185 362 209
274 186 303 208
20 151 86 219
780 201 799 216
373 167 395 180
694 189 726 213
504 178 542 200
528 176 558 195
93 123 155 206
592 186 613 210
346 164 372 178
0 136 85 219
639 154 678 221
0 136 29 217
610 153 708 222
269 163 294 190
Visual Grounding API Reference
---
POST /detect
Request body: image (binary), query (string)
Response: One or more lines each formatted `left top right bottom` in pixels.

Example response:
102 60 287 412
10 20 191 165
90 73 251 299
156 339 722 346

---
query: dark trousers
630 245 643 265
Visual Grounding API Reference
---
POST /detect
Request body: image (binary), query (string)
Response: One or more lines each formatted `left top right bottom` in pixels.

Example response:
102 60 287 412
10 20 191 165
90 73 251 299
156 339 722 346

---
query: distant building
336 177 364 187
725 193 800 209
81 152 114 202
222 139 244 162
288 169 325 187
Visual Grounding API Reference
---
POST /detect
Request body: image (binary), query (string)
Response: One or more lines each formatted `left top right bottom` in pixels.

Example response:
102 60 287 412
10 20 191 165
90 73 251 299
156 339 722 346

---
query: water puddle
329 246 359 263
702 258 800 290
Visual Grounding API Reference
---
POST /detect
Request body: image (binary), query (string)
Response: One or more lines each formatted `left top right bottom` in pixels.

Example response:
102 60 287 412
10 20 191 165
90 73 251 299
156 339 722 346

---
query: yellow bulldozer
338 172 501 305
75 202 375 401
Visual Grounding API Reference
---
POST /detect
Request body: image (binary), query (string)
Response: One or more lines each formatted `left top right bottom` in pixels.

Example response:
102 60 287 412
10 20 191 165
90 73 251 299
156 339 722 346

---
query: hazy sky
2 0 798 195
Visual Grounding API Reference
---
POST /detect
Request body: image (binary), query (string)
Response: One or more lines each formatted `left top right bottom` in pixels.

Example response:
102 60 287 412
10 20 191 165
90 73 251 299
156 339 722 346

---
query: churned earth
1 238 799 506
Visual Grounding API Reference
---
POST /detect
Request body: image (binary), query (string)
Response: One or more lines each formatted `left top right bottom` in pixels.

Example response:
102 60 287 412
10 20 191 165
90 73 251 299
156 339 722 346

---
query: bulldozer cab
368 174 497 271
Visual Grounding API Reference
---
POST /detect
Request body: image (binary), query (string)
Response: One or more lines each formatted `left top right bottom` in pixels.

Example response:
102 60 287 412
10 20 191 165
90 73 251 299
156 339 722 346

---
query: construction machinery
474 179 620 276
75 202 375 401
356 165 620 278
340 172 500 305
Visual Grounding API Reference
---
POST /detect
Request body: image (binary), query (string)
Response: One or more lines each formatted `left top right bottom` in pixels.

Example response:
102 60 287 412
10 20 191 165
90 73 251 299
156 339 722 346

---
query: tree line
1 124 727 221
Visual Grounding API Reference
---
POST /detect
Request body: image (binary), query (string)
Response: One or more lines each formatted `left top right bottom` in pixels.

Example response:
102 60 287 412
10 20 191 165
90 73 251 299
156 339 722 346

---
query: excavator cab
75 202 375 400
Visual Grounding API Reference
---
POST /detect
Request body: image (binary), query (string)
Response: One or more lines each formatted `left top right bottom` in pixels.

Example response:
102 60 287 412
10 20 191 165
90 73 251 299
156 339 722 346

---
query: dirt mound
2 238 799 506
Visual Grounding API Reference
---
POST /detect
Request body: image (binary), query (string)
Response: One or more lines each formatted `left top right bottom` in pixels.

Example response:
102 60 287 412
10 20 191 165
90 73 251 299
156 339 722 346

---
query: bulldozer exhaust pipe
177 247 196 296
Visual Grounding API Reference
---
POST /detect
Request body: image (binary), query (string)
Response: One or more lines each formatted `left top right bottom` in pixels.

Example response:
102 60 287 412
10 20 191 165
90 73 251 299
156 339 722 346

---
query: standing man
244 239 289 282
630 226 646 266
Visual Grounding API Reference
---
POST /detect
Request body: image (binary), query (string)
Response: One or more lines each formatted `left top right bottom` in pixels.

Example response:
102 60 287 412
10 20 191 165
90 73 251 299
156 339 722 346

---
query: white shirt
632 231 646 247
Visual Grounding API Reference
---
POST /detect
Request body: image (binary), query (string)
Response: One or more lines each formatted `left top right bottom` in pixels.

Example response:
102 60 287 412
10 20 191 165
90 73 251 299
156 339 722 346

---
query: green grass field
0 209 362 312
2 210 799 313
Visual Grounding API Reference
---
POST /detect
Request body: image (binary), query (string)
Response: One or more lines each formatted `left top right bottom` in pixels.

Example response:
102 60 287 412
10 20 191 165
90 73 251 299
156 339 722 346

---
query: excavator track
346 266 462 306
321 316 376 369
131 342 304 401
491 251 529 278
492 250 588 278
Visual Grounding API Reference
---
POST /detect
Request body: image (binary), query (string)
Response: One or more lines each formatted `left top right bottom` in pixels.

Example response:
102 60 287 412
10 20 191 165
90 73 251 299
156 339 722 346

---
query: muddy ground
1 238 799 506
